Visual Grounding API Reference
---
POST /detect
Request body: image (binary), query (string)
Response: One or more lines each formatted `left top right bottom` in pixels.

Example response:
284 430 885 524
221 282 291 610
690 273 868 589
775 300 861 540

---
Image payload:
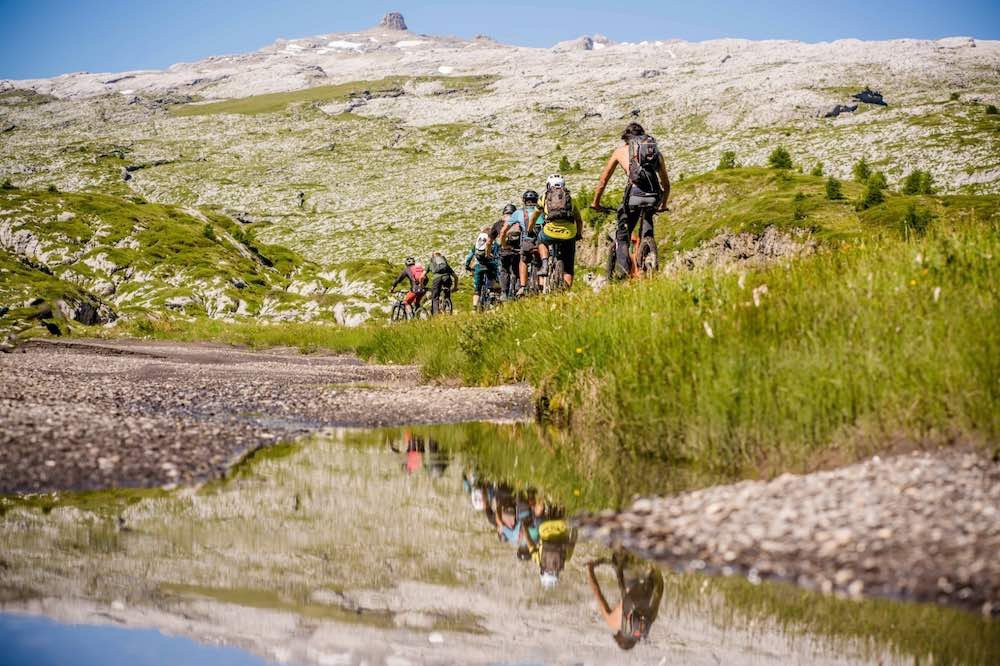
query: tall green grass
352 217 998 476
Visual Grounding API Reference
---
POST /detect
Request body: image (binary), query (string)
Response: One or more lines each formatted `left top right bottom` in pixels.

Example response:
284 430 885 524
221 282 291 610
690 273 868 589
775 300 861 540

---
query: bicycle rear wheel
637 237 659 276
547 257 565 292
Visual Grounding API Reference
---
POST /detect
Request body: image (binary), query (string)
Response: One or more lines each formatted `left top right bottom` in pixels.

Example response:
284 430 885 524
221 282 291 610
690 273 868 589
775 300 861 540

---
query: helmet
522 190 539 205
404 256 416 266
502 203 516 215
546 174 565 190
540 572 559 589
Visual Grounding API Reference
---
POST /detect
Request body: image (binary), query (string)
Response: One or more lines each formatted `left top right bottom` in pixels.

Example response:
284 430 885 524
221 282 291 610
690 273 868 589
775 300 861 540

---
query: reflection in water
587 551 664 650
0 425 908 665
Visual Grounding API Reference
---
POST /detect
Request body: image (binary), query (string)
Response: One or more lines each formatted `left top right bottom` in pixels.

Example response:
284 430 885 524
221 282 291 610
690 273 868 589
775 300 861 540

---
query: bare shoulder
613 143 630 168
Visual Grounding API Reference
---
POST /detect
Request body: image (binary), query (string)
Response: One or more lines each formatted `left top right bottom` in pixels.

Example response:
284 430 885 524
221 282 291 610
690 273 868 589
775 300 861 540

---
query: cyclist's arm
657 161 671 210
390 270 407 291
587 562 617 628
497 222 510 247
526 209 541 235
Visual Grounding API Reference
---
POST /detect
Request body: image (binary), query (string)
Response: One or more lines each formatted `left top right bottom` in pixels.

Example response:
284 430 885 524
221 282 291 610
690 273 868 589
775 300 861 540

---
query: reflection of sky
0 613 271 666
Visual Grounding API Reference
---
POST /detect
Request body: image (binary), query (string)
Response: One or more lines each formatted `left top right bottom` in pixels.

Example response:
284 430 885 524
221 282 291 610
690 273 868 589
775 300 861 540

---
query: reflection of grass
666 573 1000 666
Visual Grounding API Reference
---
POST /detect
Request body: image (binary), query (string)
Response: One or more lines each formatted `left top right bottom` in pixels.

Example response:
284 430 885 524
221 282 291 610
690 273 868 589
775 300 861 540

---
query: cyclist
490 203 520 299
590 122 670 279
500 190 541 297
464 227 498 309
428 251 458 314
390 256 428 315
526 174 584 289
586 550 664 650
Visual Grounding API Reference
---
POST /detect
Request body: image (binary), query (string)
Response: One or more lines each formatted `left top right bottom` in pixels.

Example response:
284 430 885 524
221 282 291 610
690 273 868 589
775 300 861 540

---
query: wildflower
737 273 746 290
910 279 917 286
573 489 581 497
575 347 584 354
703 321 714 339
914 252 923 265
933 286 941 303
752 284 768 307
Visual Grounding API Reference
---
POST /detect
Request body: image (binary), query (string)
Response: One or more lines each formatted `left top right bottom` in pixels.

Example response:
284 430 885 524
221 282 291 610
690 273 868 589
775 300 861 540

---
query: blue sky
2 1 998 79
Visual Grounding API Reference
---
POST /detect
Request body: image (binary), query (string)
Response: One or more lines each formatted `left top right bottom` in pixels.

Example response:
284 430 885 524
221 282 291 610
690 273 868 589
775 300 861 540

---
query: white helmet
540 572 559 589
546 174 566 189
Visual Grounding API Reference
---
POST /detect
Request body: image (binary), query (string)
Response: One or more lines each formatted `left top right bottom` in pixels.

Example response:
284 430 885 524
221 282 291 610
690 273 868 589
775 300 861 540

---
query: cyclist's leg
562 239 576 288
537 237 551 275
472 267 484 307
498 255 511 297
430 275 443 313
641 204 656 239
615 205 640 277
403 290 416 316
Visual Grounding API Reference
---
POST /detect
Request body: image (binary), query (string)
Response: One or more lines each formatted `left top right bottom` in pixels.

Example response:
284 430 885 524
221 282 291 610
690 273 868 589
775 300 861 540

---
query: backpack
430 254 450 274
506 215 523 246
628 134 661 191
544 186 573 221
409 264 426 283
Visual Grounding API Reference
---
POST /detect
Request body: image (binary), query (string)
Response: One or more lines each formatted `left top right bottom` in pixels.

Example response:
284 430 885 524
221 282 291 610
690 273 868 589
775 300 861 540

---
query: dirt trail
0 338 532 493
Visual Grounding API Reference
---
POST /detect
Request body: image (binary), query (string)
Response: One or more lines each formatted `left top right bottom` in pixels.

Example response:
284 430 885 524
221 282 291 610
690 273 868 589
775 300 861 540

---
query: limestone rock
378 12 408 31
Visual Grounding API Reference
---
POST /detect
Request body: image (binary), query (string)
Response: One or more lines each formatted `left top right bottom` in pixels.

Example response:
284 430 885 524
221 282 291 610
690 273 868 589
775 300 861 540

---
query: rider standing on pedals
464 225 499 309
499 190 541 297
526 174 584 289
390 256 428 315
428 251 458 314
590 122 670 278
490 203 520 299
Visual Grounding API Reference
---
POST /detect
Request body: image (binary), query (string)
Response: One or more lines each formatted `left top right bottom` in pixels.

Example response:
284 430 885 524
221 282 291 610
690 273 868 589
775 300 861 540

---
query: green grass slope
0 188 376 337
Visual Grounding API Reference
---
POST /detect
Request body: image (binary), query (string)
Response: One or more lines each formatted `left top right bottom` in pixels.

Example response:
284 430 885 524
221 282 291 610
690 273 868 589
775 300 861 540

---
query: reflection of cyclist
390 257 428 312
590 122 670 278
390 430 448 477
587 550 664 650
528 516 577 589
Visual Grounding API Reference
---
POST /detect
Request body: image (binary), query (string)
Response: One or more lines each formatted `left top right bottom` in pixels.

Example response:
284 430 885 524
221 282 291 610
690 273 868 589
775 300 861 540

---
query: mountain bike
520 242 544 297
390 291 429 322
476 275 499 312
431 278 454 315
433 286 453 315
543 239 570 293
597 205 664 280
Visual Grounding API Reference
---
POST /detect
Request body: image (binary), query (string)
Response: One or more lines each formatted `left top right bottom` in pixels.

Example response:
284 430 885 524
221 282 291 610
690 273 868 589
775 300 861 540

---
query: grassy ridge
128 205 999 481
365 218 997 475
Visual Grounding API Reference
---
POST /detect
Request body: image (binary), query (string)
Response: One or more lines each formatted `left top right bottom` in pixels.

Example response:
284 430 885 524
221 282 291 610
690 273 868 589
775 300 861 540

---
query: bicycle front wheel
391 304 406 322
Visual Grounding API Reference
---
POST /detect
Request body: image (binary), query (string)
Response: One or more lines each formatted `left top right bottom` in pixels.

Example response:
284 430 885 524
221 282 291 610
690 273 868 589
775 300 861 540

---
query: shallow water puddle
0 424 973 665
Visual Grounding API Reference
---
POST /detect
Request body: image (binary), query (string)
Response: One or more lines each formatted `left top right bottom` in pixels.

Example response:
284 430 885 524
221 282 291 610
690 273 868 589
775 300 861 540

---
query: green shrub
46 184 58 193
858 182 885 210
573 161 581 171
900 203 934 237
558 155 572 172
868 171 887 190
0 179 14 190
793 192 807 220
987 104 999 115
810 163 824 177
903 170 935 195
717 151 737 170
202 223 216 241
852 158 871 183
825 177 844 200
949 92 960 102
768 146 793 170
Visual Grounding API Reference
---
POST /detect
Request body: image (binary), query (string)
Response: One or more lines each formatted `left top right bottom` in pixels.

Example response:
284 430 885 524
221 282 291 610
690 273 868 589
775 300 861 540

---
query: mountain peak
378 12 408 31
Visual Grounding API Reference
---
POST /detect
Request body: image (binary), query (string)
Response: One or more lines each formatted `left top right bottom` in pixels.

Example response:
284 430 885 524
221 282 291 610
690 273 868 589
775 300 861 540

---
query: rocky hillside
0 187 389 339
1 12 998 325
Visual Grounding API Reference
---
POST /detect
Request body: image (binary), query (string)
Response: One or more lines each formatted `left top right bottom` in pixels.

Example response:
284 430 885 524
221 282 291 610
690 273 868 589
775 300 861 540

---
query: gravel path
574 449 1000 616
0 338 532 493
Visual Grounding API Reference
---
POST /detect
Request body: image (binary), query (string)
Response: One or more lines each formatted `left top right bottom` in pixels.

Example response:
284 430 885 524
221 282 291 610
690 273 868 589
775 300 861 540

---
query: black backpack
544 186 573 221
628 135 661 191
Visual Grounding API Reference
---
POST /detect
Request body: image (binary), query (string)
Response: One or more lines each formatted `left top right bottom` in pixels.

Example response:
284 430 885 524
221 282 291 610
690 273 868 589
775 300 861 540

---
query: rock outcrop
378 12 408 31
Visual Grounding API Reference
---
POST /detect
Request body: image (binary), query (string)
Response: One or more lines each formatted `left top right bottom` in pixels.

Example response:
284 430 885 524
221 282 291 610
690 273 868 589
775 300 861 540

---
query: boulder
852 88 887 106
823 104 858 118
